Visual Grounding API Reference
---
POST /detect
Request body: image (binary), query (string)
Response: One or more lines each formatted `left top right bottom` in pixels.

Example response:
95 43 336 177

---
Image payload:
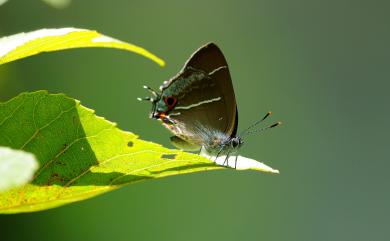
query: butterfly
139 43 280 168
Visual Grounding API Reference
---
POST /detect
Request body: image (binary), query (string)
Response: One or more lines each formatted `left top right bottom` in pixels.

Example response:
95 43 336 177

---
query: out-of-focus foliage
0 147 38 193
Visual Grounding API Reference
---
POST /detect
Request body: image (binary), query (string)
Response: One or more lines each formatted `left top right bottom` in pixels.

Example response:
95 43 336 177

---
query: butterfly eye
163 96 177 108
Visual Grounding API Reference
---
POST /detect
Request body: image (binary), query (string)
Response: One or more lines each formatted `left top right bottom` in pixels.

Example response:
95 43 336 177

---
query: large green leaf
0 91 278 214
0 28 164 66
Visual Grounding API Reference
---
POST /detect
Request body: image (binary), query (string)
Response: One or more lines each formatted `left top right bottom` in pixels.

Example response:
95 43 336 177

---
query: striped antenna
143 85 159 97
137 97 154 102
241 122 282 137
239 111 272 136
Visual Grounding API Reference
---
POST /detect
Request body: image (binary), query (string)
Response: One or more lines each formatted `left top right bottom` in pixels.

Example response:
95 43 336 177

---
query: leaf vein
17 125 116 206
0 98 26 127
109 158 201 185
61 150 166 189
19 105 76 149
31 125 116 183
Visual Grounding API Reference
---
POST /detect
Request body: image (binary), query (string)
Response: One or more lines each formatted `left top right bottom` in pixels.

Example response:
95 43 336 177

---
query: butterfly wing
184 42 231 74
157 43 238 145
169 136 201 151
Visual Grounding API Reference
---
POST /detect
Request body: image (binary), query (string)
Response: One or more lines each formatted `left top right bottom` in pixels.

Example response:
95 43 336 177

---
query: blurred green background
1 0 389 240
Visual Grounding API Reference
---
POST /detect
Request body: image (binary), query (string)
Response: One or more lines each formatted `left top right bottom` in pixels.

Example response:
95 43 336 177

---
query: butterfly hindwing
169 136 201 151
151 43 238 147
184 43 230 74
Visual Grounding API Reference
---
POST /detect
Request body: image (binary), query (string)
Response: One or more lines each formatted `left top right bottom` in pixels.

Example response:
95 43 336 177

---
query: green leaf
0 147 39 193
0 91 278 214
41 0 72 9
0 0 8 7
0 28 165 66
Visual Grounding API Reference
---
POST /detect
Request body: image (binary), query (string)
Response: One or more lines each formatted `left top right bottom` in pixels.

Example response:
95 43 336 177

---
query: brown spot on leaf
161 154 177 160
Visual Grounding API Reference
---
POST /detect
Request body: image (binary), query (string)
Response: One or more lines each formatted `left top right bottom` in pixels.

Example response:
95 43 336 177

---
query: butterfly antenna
239 111 272 136
242 121 282 137
137 97 154 102
143 85 159 97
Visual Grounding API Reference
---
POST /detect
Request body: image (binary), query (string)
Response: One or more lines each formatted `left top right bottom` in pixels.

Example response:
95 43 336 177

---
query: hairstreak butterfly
138 43 281 168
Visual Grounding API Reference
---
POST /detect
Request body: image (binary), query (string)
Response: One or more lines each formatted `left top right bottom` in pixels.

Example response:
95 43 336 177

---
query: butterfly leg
214 146 224 162
223 151 231 167
234 154 238 169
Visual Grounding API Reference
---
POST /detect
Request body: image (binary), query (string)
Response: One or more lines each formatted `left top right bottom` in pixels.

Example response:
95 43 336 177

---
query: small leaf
0 28 165 66
0 91 277 214
0 147 39 192
41 0 72 9
0 0 8 7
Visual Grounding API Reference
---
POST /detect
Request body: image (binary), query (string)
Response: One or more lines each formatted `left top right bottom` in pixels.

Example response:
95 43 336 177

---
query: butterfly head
231 136 243 148
138 85 178 125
